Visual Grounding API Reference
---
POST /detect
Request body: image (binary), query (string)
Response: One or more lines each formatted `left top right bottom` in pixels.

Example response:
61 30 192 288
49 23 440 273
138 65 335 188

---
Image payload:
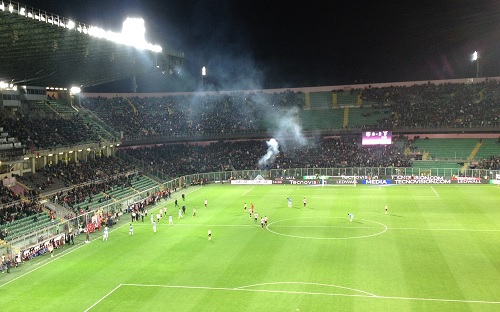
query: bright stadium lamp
472 51 479 78
70 86 81 95
202 66 206 87
66 20 75 29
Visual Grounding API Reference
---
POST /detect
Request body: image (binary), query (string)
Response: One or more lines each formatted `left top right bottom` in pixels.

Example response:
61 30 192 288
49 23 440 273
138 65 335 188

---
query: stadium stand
411 138 478 161
346 107 392 129
1 78 499 246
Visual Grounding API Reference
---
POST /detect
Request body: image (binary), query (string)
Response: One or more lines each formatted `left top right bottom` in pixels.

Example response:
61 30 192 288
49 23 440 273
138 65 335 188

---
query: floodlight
472 51 479 78
70 86 81 94
8 4 13 13
66 20 75 29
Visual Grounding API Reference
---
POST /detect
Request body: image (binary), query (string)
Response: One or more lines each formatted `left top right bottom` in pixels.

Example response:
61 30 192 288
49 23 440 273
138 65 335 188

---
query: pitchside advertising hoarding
493 174 500 185
357 175 490 184
232 175 494 185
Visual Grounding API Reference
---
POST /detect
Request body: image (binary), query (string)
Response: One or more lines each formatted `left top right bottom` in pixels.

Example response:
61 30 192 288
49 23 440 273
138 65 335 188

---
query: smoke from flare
258 138 279 169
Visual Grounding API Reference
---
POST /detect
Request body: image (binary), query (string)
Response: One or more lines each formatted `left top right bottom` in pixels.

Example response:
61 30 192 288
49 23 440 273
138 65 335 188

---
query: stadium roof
0 3 184 88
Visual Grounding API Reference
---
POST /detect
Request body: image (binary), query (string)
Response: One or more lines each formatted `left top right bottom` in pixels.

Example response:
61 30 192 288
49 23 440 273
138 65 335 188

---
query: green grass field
1 183 499 311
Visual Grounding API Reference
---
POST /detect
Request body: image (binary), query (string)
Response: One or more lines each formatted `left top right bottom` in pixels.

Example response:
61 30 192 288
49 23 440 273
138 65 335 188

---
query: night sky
19 0 500 91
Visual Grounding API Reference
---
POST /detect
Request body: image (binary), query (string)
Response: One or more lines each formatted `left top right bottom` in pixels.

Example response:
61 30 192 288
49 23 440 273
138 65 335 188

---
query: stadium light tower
472 51 479 78
202 66 206 87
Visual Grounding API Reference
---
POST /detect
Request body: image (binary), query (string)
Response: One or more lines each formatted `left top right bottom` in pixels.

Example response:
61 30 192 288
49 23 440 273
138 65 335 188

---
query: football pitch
1 183 499 311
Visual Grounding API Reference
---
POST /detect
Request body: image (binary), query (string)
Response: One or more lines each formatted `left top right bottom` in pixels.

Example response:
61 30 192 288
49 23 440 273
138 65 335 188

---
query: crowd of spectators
0 199 43 227
362 80 500 129
118 136 412 178
475 155 500 170
0 184 21 204
0 114 100 150
16 156 135 193
1 81 499 243
79 81 500 143
80 91 304 139
0 81 497 155
54 173 135 214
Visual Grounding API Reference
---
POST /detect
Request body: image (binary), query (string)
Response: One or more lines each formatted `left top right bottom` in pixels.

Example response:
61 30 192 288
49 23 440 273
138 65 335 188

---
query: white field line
0 186 203 288
84 284 123 312
242 186 255 196
85 283 500 307
430 186 440 197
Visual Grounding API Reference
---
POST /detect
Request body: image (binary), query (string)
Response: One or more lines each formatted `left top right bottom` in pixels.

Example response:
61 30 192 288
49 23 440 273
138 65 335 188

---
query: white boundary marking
0 186 203 289
241 186 255 196
389 227 500 232
84 284 123 312
235 281 378 296
430 186 440 197
266 217 388 240
85 282 500 310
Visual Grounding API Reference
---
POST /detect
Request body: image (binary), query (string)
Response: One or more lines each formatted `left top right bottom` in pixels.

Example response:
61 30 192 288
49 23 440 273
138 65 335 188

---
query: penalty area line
430 186 440 197
242 186 254 196
115 283 500 305
84 284 123 312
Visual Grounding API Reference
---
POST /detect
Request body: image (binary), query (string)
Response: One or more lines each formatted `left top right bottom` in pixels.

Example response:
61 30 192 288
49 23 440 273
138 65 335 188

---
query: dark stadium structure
0 2 184 88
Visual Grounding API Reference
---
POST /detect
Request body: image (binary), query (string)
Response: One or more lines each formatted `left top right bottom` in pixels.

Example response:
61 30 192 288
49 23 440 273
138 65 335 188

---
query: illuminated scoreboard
362 130 392 145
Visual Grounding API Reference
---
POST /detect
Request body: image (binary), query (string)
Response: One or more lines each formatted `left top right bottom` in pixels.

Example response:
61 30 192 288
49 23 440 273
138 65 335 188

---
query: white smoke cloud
273 107 307 149
256 104 312 169
258 138 280 169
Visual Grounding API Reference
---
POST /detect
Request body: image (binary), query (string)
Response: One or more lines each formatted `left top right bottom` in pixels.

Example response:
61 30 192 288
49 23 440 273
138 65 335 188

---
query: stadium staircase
461 140 483 173
46 100 78 116
403 146 412 156
79 110 120 142
35 101 58 115
473 139 500 160
125 98 138 113
343 107 349 127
